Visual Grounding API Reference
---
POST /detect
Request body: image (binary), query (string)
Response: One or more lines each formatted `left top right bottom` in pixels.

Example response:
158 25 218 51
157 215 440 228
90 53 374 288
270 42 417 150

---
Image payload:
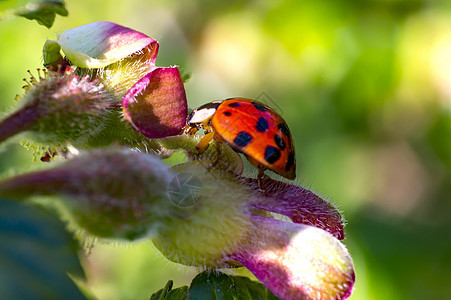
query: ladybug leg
184 125 198 135
257 167 270 195
196 131 215 153
208 137 222 169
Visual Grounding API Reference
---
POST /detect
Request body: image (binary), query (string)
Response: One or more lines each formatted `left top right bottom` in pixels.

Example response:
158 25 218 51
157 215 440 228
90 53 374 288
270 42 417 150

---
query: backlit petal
123 67 187 138
57 21 158 68
230 215 355 300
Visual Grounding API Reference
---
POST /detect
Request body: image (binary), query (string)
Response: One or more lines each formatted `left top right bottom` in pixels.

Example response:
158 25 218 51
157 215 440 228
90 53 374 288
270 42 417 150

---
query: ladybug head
186 101 222 126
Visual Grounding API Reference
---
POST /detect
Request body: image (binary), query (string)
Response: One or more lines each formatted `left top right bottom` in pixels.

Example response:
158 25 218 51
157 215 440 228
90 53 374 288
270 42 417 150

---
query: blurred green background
1 0 450 299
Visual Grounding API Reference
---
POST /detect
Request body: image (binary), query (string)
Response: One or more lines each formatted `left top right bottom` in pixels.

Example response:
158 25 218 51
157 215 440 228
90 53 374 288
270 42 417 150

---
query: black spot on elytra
223 111 232 116
285 151 295 171
278 122 290 137
234 131 253 147
252 102 268 112
274 134 286 150
256 117 269 132
264 146 281 164
228 102 240 107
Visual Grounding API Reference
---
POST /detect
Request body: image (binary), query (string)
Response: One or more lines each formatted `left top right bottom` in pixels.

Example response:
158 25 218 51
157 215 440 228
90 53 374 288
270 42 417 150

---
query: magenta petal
123 67 188 138
58 21 159 68
244 178 344 240
230 216 355 300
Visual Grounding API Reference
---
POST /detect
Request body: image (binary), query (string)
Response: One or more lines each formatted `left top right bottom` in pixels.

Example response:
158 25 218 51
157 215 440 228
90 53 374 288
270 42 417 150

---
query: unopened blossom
153 162 354 300
53 21 187 138
0 69 116 146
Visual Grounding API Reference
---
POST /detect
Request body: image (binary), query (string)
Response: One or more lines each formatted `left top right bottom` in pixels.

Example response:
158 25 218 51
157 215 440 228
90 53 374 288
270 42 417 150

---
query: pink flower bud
57 21 158 69
52 21 188 139
230 216 354 300
123 67 187 138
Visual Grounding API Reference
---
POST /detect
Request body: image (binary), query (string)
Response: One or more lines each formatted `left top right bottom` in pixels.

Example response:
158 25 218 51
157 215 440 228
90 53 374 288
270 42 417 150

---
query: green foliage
179 68 191 83
189 271 279 300
17 0 67 28
151 271 279 300
0 0 67 28
150 280 189 300
0 198 85 299
349 209 451 300
427 110 451 170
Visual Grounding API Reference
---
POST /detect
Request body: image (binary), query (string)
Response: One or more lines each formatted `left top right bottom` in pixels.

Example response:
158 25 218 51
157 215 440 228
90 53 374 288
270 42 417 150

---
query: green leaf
4 0 69 28
150 280 189 300
188 271 279 300
178 68 191 83
151 272 279 300
0 198 85 299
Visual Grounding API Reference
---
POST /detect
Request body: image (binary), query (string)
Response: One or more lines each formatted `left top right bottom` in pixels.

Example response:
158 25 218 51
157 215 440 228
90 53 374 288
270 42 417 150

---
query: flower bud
0 148 176 239
152 161 252 267
56 21 158 96
57 21 158 69
0 70 119 148
231 216 355 300
53 21 188 139
150 162 354 299
123 67 187 138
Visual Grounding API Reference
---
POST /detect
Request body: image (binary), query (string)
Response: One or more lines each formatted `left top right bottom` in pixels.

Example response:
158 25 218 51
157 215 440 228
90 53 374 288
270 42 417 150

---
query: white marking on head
189 108 217 124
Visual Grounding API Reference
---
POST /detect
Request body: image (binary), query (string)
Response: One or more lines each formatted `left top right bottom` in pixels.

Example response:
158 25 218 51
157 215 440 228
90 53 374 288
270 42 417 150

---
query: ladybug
184 98 296 183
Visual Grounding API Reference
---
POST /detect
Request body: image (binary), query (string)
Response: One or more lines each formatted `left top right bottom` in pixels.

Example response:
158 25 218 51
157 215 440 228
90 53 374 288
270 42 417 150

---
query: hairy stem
0 168 67 199
0 104 41 144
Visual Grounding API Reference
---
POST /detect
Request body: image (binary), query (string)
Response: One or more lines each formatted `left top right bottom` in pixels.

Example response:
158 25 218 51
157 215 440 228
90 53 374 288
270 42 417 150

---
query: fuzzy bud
151 162 354 299
152 161 252 267
0 148 177 239
230 216 354 300
0 70 120 147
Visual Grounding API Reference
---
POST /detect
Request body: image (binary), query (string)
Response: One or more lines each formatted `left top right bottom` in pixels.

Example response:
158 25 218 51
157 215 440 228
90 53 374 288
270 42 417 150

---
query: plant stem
0 104 40 144
0 168 69 199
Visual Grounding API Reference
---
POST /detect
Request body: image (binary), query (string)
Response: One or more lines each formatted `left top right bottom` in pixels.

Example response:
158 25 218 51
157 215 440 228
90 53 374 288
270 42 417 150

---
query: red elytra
184 98 296 182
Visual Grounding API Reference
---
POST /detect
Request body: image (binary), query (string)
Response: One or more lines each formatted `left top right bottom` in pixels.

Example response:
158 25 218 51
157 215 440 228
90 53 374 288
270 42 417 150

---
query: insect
184 98 296 187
